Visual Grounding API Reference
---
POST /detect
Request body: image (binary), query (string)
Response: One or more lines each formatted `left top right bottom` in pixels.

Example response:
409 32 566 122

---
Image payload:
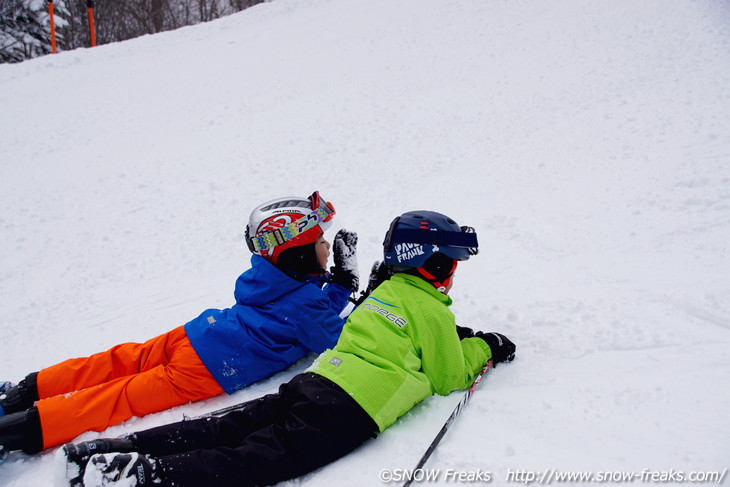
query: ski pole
184 398 258 421
402 361 493 487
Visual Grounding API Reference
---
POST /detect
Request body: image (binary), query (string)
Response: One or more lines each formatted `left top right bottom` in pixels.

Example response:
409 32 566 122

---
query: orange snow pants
35 325 224 449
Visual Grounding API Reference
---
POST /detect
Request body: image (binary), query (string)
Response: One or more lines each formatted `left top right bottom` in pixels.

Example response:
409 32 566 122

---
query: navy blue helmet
382 210 478 269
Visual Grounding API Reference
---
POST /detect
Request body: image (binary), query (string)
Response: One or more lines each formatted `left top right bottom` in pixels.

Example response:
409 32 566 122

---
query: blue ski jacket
184 254 351 394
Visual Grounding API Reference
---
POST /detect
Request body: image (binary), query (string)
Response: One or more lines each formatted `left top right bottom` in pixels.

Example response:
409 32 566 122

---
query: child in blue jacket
0 191 358 456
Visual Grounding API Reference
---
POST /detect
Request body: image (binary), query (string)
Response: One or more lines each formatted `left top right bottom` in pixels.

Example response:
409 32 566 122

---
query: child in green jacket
60 210 516 487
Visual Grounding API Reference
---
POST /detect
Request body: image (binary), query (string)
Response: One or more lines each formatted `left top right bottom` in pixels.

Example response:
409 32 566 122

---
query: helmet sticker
394 243 425 264
258 214 295 234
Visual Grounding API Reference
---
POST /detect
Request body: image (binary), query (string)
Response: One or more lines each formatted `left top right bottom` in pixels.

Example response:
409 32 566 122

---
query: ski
402 361 493 487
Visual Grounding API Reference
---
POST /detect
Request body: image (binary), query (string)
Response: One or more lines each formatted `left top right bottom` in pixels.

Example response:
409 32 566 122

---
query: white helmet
245 191 336 264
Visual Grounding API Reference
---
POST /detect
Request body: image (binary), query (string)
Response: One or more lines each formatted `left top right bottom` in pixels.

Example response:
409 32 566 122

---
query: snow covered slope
1 0 729 485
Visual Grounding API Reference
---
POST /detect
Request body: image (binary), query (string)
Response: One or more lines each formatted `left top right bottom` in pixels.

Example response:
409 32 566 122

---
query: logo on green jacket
362 297 408 328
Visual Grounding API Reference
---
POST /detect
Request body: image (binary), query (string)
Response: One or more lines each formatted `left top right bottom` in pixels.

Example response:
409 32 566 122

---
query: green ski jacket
311 272 491 432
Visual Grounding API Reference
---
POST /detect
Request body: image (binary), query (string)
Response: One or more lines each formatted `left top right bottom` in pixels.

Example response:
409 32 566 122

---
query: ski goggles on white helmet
246 191 336 255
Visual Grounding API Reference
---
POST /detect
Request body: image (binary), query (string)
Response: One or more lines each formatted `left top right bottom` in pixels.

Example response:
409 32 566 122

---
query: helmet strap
249 205 334 254
416 259 458 293
276 241 325 279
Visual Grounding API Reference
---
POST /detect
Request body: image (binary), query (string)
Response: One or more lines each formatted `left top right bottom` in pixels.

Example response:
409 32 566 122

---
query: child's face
315 234 331 269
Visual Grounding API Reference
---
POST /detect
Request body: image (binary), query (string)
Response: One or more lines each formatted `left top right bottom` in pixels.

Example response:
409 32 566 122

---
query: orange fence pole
48 0 57 53
86 0 97 47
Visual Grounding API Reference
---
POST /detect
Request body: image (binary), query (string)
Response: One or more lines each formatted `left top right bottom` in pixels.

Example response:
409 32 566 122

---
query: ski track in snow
1 0 729 485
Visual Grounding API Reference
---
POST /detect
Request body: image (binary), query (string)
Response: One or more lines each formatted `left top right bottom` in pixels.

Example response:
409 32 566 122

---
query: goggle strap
416 261 457 292
308 191 322 210
387 228 478 248
250 205 333 252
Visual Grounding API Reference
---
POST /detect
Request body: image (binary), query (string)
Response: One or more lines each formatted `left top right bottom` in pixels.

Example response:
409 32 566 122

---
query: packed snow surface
1 0 729 485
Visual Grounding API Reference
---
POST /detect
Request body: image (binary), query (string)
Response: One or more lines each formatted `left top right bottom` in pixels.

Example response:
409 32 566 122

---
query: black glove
63 437 137 487
456 325 475 340
84 452 163 487
353 260 392 306
475 332 516 365
329 229 359 293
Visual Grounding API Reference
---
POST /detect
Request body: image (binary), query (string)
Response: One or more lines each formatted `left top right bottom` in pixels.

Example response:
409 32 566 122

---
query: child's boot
83 452 165 486
62 436 138 486
0 407 43 457
0 372 39 416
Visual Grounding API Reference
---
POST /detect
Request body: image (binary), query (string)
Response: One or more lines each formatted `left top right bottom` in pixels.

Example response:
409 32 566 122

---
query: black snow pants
132 373 378 487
